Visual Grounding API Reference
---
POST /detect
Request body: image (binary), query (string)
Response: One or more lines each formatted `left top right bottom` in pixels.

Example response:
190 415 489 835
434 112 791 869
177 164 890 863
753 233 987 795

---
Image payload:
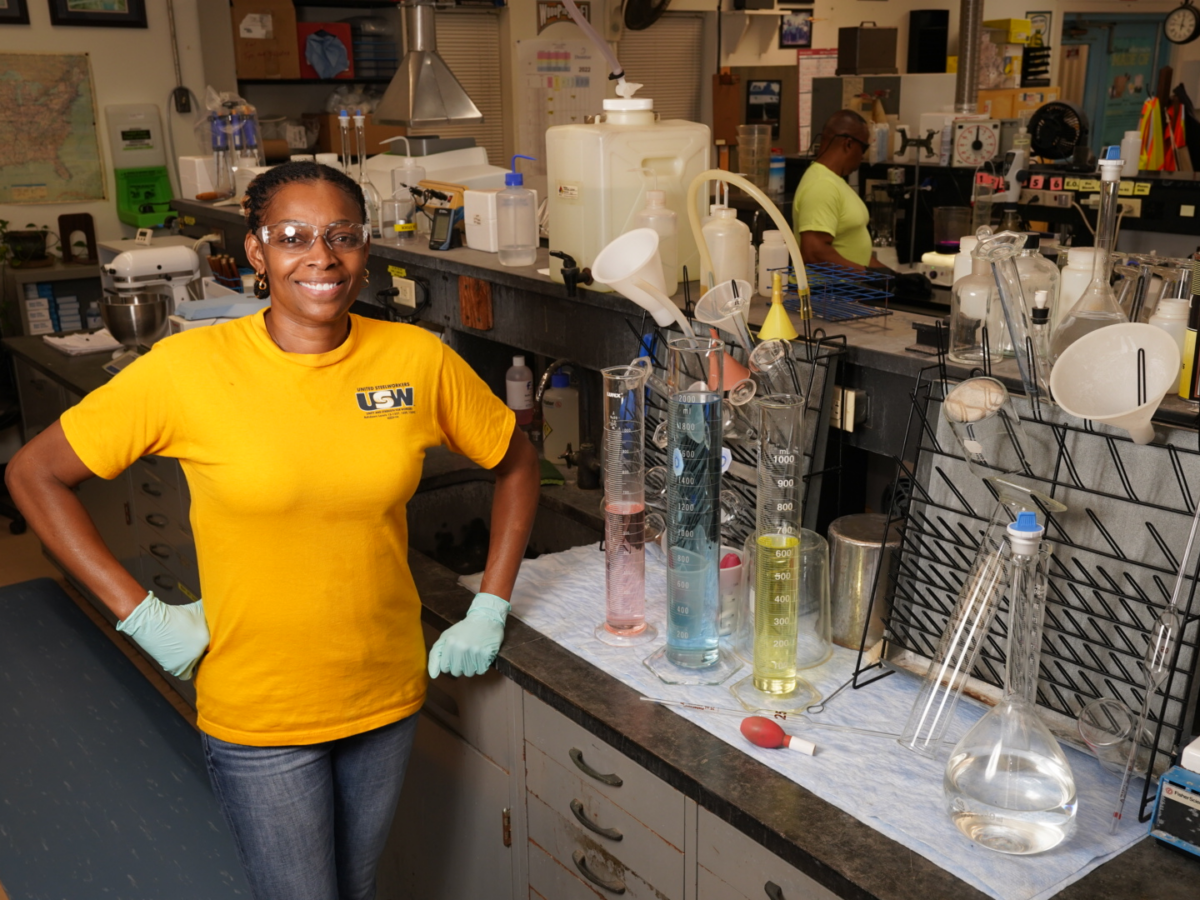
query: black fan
624 0 671 31
1028 101 1096 169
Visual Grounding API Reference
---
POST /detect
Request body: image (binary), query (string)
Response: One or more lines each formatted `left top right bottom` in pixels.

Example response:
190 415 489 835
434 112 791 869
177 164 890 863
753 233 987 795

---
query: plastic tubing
561 0 624 83
686 170 810 318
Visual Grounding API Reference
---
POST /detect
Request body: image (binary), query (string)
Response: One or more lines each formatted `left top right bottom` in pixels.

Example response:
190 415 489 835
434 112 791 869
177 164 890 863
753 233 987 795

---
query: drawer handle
152 575 175 592
145 513 169 528
149 543 172 559
141 482 162 497
572 850 625 895
569 748 623 787
764 882 784 900
570 799 622 841
141 456 158 466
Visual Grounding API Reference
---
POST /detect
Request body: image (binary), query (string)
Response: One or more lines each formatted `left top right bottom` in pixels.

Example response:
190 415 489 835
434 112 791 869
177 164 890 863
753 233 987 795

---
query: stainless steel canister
828 514 901 650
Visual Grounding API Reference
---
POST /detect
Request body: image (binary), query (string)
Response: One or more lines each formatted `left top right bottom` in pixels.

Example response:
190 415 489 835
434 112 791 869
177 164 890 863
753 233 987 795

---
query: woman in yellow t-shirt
6 162 540 900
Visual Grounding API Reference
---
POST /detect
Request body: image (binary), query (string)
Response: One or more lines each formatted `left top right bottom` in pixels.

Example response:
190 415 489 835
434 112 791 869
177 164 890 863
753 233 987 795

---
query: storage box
464 189 500 253
836 25 899 76
304 113 407 156
978 89 1015 119
297 23 354 80
1013 87 1060 114
231 0 301 80
983 18 1032 45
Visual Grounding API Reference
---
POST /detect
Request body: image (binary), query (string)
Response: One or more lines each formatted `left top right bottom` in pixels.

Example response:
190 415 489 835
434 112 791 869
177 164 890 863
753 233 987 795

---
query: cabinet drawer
140 553 200 605
528 840 607 900
526 743 683 896
528 797 676 900
697 808 839 900
524 692 684 847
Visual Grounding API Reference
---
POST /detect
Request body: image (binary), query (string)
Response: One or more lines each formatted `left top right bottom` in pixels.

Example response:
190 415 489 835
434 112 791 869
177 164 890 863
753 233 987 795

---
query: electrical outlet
1118 198 1141 217
830 386 868 432
1047 191 1073 209
392 276 417 308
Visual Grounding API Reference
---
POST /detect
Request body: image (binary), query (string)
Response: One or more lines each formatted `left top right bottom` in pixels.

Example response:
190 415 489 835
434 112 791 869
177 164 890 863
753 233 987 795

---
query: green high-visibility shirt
792 161 872 267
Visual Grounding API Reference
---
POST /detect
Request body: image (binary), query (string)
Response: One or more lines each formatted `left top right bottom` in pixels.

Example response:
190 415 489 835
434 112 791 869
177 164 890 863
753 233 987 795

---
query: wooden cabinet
697 808 840 900
13 357 69 440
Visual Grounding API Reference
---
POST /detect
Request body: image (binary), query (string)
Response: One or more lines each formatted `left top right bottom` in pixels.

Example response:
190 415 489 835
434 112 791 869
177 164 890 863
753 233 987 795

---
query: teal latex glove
427 592 510 679
116 592 210 680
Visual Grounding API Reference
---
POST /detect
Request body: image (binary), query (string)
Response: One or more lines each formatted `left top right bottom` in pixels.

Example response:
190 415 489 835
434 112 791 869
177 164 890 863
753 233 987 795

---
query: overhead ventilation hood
374 0 483 128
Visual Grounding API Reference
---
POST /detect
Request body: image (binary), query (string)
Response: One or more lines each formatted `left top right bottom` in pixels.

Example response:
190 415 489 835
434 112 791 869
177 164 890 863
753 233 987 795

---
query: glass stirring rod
1110 494 1200 832
640 697 902 739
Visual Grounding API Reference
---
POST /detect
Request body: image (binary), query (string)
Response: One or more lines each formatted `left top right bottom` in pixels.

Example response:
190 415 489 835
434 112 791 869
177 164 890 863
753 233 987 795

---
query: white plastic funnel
592 228 693 335
1049 323 1181 444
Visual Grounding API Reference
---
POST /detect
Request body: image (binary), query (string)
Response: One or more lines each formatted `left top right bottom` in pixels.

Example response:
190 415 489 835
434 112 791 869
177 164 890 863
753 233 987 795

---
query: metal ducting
374 0 483 128
955 0 984 115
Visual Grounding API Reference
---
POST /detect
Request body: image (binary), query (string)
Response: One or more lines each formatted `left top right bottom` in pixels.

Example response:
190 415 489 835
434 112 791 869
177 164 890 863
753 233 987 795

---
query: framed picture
747 79 782 140
779 10 813 50
0 1 31 25
1026 11 1052 47
47 0 147 28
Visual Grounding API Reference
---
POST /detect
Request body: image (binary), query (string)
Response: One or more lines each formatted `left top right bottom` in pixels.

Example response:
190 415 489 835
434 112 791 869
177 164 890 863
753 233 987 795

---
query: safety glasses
257 221 370 254
836 133 871 153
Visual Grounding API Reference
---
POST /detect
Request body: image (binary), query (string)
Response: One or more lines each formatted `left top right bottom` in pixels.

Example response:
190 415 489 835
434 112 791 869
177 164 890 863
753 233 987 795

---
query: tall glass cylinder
596 365 656 645
645 338 741 685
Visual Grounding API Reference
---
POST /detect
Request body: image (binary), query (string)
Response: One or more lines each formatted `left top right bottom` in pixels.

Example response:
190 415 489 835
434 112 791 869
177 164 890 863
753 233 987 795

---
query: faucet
535 358 574 403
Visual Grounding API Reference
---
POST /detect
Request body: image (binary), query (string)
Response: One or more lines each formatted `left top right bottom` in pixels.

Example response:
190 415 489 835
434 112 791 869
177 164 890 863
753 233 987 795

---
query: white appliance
99 236 203 314
366 146 507 193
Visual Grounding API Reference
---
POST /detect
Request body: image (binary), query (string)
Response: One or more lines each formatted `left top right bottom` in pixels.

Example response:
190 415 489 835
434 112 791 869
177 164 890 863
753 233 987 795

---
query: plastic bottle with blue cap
498 154 538 267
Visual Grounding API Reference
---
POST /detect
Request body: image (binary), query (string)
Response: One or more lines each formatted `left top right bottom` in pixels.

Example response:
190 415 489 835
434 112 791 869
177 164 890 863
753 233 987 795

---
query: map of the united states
0 53 105 204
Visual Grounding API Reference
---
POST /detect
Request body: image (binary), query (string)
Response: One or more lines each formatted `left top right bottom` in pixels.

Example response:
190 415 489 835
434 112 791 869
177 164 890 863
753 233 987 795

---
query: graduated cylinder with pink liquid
596 364 658 645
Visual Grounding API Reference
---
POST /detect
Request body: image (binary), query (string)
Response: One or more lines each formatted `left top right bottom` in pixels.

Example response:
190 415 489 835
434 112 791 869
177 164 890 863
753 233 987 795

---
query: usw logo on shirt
355 383 416 417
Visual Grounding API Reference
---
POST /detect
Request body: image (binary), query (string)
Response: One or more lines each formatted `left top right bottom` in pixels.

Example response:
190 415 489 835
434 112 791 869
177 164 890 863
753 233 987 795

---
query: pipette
741 716 816 755
1109 495 1198 830
640 697 902 739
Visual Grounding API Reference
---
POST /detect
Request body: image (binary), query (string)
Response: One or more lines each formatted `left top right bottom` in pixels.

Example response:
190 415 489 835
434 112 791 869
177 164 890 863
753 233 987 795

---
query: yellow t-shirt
61 310 515 746
792 161 873 267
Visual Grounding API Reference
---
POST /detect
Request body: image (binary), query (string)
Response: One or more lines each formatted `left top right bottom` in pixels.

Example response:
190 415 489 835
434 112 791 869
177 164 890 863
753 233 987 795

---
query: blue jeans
202 714 419 900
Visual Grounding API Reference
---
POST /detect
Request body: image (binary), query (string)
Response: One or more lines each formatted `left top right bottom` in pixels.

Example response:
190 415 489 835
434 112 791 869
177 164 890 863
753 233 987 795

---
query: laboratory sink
407 468 602 576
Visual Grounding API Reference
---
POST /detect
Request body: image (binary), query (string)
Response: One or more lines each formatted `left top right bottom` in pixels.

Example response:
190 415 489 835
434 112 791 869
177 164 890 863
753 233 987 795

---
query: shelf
236 77 395 85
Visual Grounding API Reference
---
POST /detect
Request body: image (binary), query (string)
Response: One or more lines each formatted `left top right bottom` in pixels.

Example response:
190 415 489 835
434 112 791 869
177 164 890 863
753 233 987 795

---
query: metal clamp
570 799 622 841
141 482 163 498
764 882 785 900
569 748 623 787
571 850 626 894
149 543 172 559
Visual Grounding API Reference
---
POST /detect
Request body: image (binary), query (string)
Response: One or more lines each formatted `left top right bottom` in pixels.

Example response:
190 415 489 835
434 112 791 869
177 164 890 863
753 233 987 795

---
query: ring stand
643 645 742 685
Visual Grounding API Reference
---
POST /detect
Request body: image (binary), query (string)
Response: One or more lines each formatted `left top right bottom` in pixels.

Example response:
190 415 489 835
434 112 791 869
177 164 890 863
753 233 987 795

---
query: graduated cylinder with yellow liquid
732 393 822 711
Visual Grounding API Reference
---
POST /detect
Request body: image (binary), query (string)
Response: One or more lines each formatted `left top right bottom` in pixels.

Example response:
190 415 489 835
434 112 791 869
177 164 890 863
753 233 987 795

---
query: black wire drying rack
852 331 1200 823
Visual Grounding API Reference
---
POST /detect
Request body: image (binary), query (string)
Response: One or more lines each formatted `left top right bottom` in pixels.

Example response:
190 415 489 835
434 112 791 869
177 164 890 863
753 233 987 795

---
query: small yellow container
983 18 1032 45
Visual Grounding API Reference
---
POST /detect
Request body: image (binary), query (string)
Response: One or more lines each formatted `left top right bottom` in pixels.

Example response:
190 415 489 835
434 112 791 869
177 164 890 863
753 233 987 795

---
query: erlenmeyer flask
944 512 1078 855
1050 160 1128 361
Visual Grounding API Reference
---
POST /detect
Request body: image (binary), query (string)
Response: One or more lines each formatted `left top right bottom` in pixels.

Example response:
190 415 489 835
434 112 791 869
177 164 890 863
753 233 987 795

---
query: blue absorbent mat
0 578 249 898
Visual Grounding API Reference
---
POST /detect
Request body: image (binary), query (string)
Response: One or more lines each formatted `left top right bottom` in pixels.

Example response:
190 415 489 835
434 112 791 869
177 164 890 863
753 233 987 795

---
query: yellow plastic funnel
758 271 798 342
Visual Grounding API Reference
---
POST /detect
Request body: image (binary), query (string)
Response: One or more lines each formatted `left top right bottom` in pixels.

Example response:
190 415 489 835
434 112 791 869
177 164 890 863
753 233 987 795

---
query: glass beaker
1050 160 1128 361
597 365 657 646
942 377 1033 482
944 513 1078 854
644 338 742 684
934 207 973 254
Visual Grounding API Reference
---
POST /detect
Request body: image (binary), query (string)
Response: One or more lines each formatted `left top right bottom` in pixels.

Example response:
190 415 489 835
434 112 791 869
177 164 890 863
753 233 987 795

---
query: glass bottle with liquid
949 244 998 365
944 512 1078 854
1049 160 1129 361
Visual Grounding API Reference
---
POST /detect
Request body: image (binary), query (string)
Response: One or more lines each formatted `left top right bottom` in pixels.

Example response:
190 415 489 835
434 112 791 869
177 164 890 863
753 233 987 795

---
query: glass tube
898 514 1011 756
597 365 656 645
644 338 741 685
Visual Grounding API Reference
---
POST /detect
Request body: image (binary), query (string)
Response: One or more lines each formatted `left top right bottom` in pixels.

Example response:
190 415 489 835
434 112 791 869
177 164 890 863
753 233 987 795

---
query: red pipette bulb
740 716 816 755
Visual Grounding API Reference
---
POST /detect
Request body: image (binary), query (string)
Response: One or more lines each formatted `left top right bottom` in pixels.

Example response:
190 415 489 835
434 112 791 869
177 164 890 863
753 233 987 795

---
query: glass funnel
596 365 656 646
944 513 1078 855
748 339 799 394
695 279 756 353
973 230 1052 407
731 395 822 711
644 338 742 685
1050 160 1128 362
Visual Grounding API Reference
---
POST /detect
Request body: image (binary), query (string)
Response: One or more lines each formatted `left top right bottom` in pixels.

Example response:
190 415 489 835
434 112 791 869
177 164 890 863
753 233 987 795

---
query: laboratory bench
3 200 1199 900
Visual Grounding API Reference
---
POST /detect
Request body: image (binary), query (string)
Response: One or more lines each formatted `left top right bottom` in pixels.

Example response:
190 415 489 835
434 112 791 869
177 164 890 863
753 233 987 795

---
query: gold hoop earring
254 271 270 299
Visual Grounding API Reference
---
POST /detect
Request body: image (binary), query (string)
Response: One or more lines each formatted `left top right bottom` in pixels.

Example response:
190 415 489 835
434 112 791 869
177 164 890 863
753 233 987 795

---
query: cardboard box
297 23 354 80
231 0 301 80
1014 87 1060 113
984 18 1032 45
305 113 406 156
977 89 1014 119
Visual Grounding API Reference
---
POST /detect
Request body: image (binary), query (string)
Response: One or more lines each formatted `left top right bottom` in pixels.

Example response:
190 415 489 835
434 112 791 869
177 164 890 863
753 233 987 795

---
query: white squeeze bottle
505 356 534 427
498 154 538 267
703 208 751 288
633 189 679 295
758 230 789 297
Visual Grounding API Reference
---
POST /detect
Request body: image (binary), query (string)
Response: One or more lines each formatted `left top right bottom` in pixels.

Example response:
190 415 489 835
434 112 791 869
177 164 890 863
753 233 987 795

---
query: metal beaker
828 513 902 650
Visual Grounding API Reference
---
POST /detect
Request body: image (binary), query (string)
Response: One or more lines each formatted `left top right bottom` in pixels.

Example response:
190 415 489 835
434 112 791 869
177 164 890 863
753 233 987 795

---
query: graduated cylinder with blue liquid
645 337 742 685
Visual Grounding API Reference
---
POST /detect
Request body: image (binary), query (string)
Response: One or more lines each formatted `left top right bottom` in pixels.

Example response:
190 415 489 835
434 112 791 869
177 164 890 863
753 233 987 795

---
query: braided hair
242 161 366 230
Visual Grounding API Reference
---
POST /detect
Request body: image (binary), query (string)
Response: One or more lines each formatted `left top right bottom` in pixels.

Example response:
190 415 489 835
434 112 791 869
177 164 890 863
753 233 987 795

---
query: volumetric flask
645 338 742 685
943 377 1033 481
597 365 656 646
732 395 821 710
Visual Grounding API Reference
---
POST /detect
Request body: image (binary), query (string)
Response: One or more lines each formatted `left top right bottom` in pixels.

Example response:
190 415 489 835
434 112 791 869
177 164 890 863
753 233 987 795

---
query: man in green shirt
793 110 884 269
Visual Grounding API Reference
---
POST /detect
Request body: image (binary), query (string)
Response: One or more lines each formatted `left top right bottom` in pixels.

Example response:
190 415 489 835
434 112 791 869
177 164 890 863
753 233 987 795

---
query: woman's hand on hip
117 593 210 680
